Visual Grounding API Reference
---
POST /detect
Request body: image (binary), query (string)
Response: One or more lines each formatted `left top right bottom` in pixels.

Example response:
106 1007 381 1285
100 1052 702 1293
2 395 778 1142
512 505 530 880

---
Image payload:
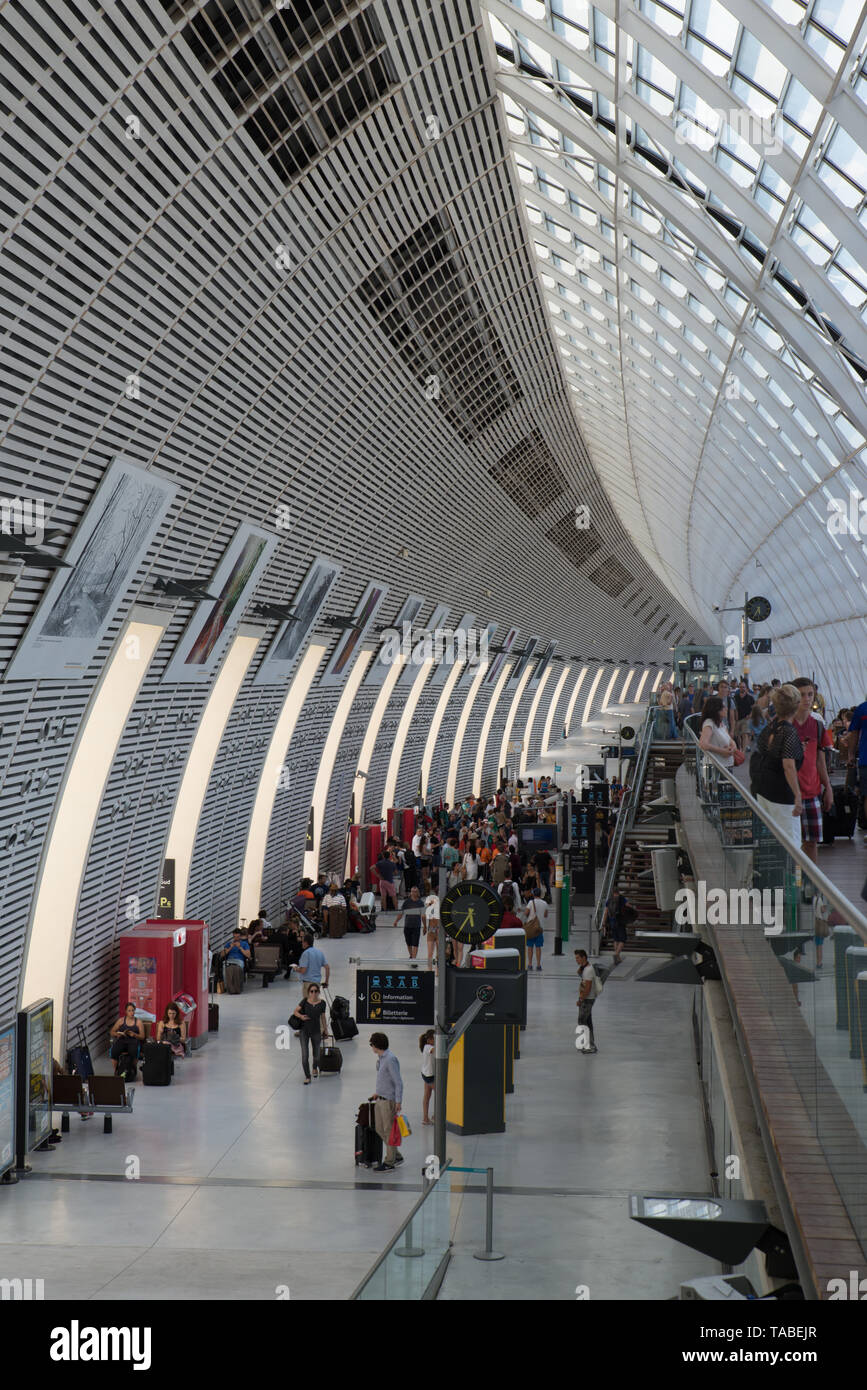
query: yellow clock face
440 881 503 947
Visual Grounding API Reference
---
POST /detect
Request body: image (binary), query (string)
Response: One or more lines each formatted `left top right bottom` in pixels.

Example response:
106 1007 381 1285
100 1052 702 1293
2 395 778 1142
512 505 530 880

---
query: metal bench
248 942 282 986
53 1073 135 1134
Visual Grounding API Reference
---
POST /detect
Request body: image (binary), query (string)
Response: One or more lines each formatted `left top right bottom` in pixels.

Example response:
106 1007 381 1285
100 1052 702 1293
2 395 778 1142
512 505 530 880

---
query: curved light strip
541 665 571 755
581 666 605 726
600 668 620 711
472 658 515 792
382 663 436 815
633 668 651 702
651 670 664 693
303 650 373 881
350 653 406 824
496 665 535 774
618 668 636 703
420 661 466 804
563 665 589 735
239 641 326 923
519 667 554 776
446 659 490 803
166 630 261 918
21 614 167 1051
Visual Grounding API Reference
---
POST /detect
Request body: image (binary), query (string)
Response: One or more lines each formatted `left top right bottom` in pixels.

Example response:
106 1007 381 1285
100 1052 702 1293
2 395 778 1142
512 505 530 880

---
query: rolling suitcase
67 1023 94 1080
142 1041 173 1086
327 905 347 939
208 1003 220 1031
355 1102 382 1167
318 1044 343 1074
824 786 858 842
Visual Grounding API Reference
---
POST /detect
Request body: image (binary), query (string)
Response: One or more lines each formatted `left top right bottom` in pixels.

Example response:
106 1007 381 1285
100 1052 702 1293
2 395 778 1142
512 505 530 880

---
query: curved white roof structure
484 0 867 691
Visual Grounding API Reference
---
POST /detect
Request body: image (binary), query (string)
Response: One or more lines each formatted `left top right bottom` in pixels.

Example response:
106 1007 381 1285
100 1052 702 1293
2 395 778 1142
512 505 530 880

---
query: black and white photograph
254 555 341 684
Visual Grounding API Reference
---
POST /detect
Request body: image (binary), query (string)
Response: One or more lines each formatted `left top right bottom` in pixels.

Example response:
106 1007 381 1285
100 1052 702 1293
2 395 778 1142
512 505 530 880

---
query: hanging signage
747 638 772 655
156 858 175 919
355 969 435 1025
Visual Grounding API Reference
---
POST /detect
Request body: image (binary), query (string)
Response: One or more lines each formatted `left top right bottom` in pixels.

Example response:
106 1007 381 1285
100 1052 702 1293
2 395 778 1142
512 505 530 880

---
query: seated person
221 929 251 993
321 881 346 932
311 874 328 908
157 1001 188 1057
291 882 317 923
110 1003 145 1077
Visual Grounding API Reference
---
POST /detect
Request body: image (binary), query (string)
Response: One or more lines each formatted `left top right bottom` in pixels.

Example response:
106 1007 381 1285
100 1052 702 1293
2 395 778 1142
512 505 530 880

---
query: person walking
422 885 440 966
575 949 599 1053
419 1029 435 1126
291 983 329 1084
368 1032 404 1172
699 696 738 769
291 932 330 1000
600 891 631 965
791 677 834 867
395 883 423 960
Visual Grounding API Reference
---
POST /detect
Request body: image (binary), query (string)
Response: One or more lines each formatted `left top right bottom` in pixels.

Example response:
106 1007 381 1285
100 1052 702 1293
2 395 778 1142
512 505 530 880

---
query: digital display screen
518 824 558 849
16 999 53 1163
0 1024 15 1178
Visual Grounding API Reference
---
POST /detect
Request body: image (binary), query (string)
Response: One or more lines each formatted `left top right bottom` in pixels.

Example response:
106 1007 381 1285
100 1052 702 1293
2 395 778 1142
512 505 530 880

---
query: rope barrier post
395 1219 425 1259
473 1167 505 1261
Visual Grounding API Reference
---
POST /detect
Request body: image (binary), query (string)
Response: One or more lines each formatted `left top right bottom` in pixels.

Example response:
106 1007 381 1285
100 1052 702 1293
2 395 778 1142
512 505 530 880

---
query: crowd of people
682 674 867 866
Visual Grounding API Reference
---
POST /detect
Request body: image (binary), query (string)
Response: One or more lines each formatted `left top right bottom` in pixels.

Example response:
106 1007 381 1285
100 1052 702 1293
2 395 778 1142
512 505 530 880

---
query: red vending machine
144 919 209 1050
118 923 186 1038
386 808 415 844
348 825 384 891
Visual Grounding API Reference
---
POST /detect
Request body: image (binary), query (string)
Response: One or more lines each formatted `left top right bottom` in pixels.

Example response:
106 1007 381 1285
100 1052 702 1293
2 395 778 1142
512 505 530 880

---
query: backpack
750 721 782 793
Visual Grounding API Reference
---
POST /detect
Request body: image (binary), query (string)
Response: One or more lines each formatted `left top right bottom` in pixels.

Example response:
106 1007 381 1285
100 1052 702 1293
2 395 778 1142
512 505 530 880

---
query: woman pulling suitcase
291 984 330 1084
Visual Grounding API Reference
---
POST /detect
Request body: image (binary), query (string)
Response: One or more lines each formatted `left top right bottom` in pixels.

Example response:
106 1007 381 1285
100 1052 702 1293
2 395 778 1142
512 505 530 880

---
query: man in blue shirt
368 1032 404 1172
222 929 250 994
291 932 330 1000
846 700 867 833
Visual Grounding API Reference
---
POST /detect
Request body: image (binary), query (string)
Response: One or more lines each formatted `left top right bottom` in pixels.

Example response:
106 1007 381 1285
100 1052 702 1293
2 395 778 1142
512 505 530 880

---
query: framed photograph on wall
509 636 539 685
459 621 497 687
398 603 450 686
254 555 341 684
319 581 387 687
163 523 277 682
5 457 176 682
366 593 424 686
486 626 518 685
428 611 476 688
530 641 557 685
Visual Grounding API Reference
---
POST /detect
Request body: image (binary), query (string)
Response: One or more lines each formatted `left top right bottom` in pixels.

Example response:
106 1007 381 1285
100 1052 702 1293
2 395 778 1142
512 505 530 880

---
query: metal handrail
593 706 656 928
682 719 867 941
348 1158 452 1299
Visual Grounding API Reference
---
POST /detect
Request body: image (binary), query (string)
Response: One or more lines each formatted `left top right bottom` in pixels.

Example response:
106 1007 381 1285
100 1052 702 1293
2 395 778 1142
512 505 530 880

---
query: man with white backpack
575 949 602 1054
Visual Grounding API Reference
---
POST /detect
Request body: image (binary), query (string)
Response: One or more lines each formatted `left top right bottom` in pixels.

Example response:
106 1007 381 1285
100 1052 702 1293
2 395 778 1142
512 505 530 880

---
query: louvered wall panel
0 0 705 1051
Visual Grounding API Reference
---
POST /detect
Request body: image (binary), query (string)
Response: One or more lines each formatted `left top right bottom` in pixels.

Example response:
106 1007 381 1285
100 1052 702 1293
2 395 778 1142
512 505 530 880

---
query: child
419 1029 435 1125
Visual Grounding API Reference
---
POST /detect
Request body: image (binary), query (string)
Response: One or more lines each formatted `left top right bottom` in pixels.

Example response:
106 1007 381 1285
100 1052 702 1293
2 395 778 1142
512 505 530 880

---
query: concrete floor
0 712 719 1300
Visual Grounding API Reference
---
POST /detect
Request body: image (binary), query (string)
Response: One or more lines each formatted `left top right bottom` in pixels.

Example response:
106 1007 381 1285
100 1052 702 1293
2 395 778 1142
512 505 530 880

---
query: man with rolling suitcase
368 1033 404 1172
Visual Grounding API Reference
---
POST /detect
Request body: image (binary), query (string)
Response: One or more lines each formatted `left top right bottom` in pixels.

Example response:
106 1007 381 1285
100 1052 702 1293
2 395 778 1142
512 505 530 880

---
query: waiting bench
53 1074 135 1134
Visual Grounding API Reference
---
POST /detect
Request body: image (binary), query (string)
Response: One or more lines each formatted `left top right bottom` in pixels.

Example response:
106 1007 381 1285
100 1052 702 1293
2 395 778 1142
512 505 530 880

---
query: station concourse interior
1 0 867 1303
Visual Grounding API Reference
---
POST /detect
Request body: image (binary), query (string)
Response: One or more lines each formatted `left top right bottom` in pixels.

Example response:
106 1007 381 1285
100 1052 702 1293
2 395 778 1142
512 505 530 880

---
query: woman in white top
462 845 480 881
699 696 737 769
419 1029 435 1126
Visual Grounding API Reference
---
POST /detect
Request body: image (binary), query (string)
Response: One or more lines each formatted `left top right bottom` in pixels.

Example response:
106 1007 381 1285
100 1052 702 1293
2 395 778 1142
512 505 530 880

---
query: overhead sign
688 653 708 673
356 969 434 1025
156 858 175 919
747 638 772 655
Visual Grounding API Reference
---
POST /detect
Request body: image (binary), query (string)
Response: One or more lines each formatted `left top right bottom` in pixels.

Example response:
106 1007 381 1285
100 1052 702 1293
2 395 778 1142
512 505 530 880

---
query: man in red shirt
792 678 834 868
499 890 524 934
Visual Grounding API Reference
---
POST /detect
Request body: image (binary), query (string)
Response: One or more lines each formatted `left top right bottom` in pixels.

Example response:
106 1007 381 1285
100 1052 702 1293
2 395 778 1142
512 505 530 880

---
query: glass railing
682 720 867 1263
350 1159 454 1300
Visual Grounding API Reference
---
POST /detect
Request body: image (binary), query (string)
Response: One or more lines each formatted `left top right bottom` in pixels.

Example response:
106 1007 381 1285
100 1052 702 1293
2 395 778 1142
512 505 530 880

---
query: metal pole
474 1166 505 1260
434 919 448 1172
395 1219 425 1259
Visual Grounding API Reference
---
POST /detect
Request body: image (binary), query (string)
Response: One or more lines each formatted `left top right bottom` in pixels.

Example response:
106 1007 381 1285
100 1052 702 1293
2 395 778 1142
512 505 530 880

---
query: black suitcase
331 995 351 1018
824 786 858 841
318 1044 342 1074
142 1041 172 1086
208 1003 220 1032
332 1014 359 1041
354 1123 382 1167
67 1023 94 1080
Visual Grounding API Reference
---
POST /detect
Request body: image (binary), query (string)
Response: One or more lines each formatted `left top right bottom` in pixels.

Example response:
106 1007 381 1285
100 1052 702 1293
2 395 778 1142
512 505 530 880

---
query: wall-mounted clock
439 880 504 949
